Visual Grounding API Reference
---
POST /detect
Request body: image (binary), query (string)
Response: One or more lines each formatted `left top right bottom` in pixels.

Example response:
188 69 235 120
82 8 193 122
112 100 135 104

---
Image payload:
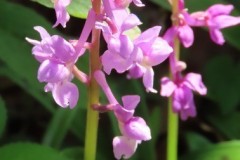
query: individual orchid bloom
128 26 173 93
160 72 207 120
53 0 71 28
94 70 151 159
163 8 195 48
26 26 79 108
96 11 142 74
190 4 240 45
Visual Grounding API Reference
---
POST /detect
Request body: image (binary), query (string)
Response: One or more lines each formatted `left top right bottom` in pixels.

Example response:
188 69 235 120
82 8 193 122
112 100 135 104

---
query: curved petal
119 35 134 59
133 0 145 7
38 60 70 83
147 37 172 66
113 136 138 160
122 95 140 110
178 25 194 48
143 67 157 93
52 81 79 108
184 73 207 95
121 14 142 32
212 15 240 29
207 4 233 16
209 28 225 45
160 77 176 97
114 104 134 123
34 26 51 39
127 64 145 79
123 117 151 141
134 26 161 45
180 99 196 120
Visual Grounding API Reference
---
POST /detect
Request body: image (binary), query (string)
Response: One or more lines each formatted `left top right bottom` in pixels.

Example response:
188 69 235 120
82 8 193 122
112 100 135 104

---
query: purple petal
113 136 138 160
114 104 134 122
123 117 151 141
34 26 51 39
178 25 194 48
172 86 193 113
122 95 140 110
127 64 145 79
121 14 142 32
132 0 145 7
101 50 133 74
212 15 240 29
53 0 71 27
207 4 233 16
160 77 177 97
143 67 157 93
209 28 225 45
44 83 54 92
180 100 196 120
119 35 134 59
52 81 79 108
38 60 70 83
146 37 172 66
134 26 161 45
163 27 175 45
184 73 207 95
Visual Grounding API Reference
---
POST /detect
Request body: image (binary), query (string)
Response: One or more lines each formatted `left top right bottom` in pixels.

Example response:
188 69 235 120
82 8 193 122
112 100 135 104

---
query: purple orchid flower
53 0 71 28
190 4 240 45
94 70 151 159
160 72 207 120
26 26 79 108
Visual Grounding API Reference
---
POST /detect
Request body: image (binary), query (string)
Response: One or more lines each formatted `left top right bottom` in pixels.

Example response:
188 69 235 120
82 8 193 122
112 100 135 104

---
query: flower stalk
167 0 179 160
84 0 102 160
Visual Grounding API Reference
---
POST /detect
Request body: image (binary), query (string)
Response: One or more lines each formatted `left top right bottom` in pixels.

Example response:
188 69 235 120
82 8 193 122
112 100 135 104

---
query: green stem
84 0 101 160
167 0 179 160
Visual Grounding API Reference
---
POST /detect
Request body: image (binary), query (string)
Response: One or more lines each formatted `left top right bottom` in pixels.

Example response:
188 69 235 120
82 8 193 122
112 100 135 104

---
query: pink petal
38 60 70 83
207 4 233 16
184 73 207 95
132 0 145 7
34 26 51 39
123 117 151 141
127 64 145 79
119 35 134 59
180 100 196 120
114 104 134 122
147 37 172 66
113 136 138 160
209 28 225 45
178 25 194 48
212 15 240 29
121 14 142 32
134 26 161 45
160 77 176 97
52 81 79 108
122 95 140 110
101 50 133 74
143 67 157 93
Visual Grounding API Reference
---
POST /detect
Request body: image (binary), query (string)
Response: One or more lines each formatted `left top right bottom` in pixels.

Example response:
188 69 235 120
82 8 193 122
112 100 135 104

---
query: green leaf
206 112 240 139
31 0 91 19
204 54 240 114
181 141 240 160
0 143 71 160
184 132 212 152
61 147 84 160
0 97 7 138
0 1 59 112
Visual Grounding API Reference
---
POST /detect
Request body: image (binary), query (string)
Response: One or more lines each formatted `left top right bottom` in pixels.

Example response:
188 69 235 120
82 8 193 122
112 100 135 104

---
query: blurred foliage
0 0 239 160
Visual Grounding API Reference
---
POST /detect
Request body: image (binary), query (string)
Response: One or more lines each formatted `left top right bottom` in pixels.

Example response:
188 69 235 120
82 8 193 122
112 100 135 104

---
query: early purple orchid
94 70 151 159
53 0 71 28
190 4 240 45
26 26 79 108
160 72 207 120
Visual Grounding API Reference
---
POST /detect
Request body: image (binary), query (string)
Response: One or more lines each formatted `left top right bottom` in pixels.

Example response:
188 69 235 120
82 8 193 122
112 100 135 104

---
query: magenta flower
113 0 144 8
160 73 207 120
26 26 79 108
53 0 71 28
94 70 151 159
190 4 240 45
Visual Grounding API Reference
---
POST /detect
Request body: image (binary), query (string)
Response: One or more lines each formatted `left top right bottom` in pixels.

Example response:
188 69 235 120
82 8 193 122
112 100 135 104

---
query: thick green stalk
167 0 179 160
84 0 101 160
